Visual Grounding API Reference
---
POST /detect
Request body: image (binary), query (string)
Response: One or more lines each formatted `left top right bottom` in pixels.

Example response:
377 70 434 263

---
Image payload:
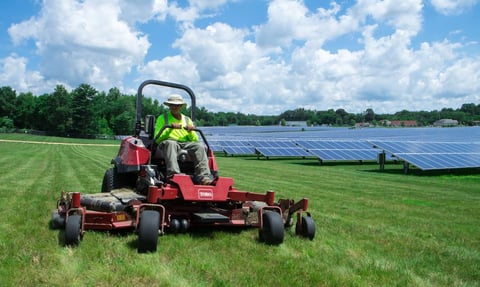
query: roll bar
135 80 197 137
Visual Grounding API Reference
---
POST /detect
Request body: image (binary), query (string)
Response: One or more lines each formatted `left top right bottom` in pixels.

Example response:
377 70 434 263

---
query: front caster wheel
259 211 284 245
296 215 315 240
65 214 82 246
138 210 160 253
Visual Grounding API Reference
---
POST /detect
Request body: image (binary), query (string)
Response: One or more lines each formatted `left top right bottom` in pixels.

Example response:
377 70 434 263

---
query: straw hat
163 94 187 106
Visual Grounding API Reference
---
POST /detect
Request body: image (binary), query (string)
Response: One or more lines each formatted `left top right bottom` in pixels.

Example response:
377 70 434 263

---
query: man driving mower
154 94 213 185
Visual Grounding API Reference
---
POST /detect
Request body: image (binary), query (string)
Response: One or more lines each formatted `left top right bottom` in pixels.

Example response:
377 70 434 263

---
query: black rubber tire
179 219 189 233
101 168 119 193
65 214 82 246
296 216 316 240
51 211 65 229
169 218 180 234
138 210 160 253
260 211 284 245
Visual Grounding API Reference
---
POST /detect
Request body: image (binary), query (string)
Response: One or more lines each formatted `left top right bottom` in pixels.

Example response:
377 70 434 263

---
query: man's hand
186 124 195 131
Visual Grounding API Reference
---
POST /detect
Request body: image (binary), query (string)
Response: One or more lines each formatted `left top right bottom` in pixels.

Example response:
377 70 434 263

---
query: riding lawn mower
51 80 315 253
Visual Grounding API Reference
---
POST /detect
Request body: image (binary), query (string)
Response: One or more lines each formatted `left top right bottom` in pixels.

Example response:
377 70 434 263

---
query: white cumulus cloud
1 0 479 115
7 0 150 91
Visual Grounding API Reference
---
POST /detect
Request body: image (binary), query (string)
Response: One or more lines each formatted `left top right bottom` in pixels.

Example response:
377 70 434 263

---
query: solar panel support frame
378 151 386 171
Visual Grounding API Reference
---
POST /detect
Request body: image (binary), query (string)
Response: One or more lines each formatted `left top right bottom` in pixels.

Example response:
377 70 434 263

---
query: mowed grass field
0 134 479 286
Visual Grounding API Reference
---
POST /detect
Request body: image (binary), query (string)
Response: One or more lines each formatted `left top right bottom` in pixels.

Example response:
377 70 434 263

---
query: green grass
0 134 479 286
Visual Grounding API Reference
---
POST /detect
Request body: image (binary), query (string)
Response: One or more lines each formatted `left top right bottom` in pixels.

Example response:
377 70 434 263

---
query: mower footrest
193 213 230 223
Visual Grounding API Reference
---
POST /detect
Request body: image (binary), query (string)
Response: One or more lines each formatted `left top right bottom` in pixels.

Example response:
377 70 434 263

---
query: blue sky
0 0 479 115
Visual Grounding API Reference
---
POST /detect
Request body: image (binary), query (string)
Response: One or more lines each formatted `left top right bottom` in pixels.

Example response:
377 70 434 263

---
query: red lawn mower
51 80 315 253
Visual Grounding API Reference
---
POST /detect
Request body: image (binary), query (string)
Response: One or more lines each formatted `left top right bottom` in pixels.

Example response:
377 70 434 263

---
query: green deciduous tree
50 85 72 134
71 84 97 136
0 116 14 132
14 92 36 129
1 83 479 135
0 86 16 118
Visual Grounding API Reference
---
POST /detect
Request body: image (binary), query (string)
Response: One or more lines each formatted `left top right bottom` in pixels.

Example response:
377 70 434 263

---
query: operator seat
143 115 156 151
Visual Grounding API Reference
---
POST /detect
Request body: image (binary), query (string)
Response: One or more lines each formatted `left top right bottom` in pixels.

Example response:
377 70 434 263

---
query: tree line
1 84 479 137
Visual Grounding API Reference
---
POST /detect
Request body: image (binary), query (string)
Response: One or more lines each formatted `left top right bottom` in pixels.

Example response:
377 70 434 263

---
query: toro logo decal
198 189 214 199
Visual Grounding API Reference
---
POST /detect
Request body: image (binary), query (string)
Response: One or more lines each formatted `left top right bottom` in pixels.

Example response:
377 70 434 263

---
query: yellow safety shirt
154 111 199 143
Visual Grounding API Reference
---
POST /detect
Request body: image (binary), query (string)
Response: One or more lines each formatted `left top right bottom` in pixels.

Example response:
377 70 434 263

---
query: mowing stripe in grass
1 135 479 286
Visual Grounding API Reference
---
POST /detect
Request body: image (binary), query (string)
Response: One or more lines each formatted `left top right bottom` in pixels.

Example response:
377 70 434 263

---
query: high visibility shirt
154 111 199 143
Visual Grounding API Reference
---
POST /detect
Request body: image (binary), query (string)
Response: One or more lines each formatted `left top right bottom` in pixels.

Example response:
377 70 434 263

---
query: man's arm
186 117 199 142
154 113 171 143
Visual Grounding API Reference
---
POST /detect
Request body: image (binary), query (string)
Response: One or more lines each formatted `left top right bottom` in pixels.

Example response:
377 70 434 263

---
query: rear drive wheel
296 216 315 240
101 168 119 193
259 211 284 245
65 214 82 246
138 210 160 253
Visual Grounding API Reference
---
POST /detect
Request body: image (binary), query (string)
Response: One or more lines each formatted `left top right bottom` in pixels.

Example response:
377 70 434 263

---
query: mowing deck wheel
259 211 284 245
65 214 82 246
296 215 315 240
137 210 160 253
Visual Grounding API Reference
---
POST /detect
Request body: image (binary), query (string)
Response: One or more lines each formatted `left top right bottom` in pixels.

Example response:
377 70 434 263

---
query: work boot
200 177 213 185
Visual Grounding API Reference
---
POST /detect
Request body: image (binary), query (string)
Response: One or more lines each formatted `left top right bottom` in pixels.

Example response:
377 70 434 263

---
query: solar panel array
249 140 312 157
370 141 480 170
207 138 381 162
296 140 380 161
207 141 224 152
208 140 255 155
202 127 480 172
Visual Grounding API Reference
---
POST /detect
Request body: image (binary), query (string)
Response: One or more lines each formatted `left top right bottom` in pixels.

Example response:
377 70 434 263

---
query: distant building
388 120 418 127
379 120 391 126
433 119 458 127
354 122 371 128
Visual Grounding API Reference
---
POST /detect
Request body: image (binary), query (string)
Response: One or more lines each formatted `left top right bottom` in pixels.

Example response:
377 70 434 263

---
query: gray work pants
160 140 211 181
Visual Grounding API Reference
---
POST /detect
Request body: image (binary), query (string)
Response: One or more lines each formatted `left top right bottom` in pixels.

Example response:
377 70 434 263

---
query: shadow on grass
189 225 248 238
50 217 135 247
238 156 320 165
235 156 480 176
238 156 382 167
363 166 480 176
297 160 379 167
226 155 318 161
127 225 253 252
48 217 67 247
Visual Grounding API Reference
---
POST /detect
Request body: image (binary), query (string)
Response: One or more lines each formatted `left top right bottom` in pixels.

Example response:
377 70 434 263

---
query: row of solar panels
370 141 480 171
208 139 379 161
206 139 480 171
